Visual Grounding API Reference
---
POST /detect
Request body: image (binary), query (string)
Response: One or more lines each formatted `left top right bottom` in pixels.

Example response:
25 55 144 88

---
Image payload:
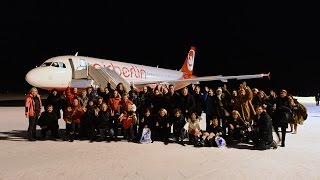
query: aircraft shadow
0 129 69 142
0 99 47 107
0 130 33 141
0 100 25 107
226 142 255 150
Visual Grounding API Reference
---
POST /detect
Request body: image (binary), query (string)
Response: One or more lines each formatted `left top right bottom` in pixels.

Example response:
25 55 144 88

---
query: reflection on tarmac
0 92 48 107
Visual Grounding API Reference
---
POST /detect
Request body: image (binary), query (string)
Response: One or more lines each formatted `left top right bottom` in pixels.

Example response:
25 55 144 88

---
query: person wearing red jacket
25 87 42 141
68 98 85 142
108 90 122 140
65 85 80 107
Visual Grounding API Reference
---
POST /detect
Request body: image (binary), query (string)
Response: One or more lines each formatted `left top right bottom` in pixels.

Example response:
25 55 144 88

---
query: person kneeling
227 110 248 144
38 104 59 140
201 117 224 147
250 105 277 150
183 112 203 147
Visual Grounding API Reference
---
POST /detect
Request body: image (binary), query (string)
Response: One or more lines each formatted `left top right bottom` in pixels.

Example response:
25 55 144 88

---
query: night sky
1 1 318 95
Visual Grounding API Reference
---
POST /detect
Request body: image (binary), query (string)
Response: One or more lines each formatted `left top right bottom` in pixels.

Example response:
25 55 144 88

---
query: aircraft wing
133 72 270 85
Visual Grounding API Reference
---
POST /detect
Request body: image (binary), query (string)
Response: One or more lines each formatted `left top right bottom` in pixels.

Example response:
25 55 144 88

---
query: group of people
24 81 308 150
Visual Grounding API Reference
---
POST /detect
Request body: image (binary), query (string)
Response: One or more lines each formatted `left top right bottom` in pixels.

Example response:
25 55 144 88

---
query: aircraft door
69 58 88 79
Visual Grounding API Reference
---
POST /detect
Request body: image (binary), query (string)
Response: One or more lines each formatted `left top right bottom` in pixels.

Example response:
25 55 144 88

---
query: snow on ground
0 97 320 180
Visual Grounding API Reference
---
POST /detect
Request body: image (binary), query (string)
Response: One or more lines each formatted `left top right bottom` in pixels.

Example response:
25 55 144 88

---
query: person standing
288 95 307 134
177 87 195 121
46 88 62 120
25 87 42 141
315 93 320 106
273 89 292 147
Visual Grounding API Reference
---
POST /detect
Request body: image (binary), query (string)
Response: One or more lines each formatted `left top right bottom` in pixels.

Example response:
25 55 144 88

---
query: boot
114 136 118 142
180 139 185 146
28 138 36 141
69 134 74 142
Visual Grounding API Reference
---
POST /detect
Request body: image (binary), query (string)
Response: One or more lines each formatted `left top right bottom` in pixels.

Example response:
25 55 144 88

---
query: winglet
75 52 78 56
261 72 270 80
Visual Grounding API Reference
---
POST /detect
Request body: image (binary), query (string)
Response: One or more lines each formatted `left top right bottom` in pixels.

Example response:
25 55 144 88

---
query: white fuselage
25 55 184 91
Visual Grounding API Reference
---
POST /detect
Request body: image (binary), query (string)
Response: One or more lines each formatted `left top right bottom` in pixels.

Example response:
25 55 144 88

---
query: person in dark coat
250 105 277 150
170 108 186 145
193 85 205 117
46 88 62 119
267 89 277 118
98 102 115 142
138 108 154 140
86 86 99 103
227 110 248 143
84 99 99 142
315 93 320 106
273 89 292 147
152 108 170 144
151 89 165 117
163 84 180 117
212 87 231 133
204 88 215 131
38 104 59 139
176 87 195 119
129 89 141 139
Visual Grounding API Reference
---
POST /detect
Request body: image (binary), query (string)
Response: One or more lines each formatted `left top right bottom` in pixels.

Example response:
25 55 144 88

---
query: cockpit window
41 61 66 68
41 62 52 67
59 62 66 68
52 62 59 67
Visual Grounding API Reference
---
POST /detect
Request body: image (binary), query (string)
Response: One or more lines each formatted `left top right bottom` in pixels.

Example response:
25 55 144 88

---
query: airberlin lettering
92 63 146 79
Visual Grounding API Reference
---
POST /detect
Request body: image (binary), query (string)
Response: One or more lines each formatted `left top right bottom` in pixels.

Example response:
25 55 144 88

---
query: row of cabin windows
146 72 172 77
40 61 178 78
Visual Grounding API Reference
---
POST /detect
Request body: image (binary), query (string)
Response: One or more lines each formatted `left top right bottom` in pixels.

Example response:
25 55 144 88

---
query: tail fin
180 46 196 76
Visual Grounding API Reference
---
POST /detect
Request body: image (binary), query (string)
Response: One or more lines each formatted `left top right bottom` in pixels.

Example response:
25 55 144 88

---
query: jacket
25 94 42 117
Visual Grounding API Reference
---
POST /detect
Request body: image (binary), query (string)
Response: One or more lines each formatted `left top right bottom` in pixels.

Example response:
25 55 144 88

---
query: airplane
25 46 270 92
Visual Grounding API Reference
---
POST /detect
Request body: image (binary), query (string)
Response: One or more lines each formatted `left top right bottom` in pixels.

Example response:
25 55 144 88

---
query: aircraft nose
25 68 43 87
